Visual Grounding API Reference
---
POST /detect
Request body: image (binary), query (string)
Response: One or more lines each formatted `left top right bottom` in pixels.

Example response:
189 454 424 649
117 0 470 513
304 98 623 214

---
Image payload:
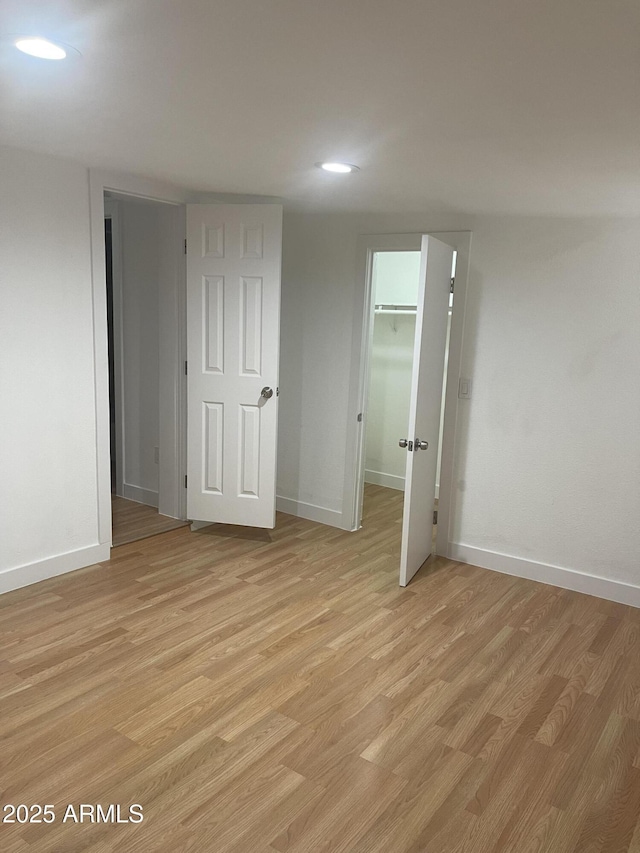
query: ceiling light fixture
15 37 67 60
317 162 359 174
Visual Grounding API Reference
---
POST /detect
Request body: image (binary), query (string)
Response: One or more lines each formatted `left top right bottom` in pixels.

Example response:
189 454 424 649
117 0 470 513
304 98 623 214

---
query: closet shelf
374 304 417 315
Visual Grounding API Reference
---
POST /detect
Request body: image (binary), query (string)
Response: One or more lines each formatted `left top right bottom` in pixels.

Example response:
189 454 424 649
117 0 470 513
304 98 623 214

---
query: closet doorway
362 249 455 549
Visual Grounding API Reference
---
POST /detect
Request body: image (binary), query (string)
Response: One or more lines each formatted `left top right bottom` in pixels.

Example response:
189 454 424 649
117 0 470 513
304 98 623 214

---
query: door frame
103 199 125 498
89 170 188 548
345 231 471 559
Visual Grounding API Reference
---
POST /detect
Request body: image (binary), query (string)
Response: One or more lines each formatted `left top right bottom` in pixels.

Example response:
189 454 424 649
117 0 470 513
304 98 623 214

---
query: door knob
399 439 408 448
415 439 429 450
261 386 274 399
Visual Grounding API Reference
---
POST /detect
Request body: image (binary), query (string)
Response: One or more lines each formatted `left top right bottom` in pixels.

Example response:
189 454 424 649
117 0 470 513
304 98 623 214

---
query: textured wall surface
452 217 640 584
279 211 640 586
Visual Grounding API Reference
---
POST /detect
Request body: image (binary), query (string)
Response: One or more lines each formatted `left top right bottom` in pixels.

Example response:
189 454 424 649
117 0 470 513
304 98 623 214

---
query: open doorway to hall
104 193 189 547
361 249 456 557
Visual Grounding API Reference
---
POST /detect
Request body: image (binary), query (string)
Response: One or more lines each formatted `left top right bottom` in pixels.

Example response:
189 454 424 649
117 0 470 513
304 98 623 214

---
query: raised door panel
204 276 224 374
239 405 261 498
240 276 263 377
203 402 223 494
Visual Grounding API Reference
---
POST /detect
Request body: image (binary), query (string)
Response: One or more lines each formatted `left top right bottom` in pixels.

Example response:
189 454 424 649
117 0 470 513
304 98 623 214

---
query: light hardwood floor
2 485 640 852
111 496 190 547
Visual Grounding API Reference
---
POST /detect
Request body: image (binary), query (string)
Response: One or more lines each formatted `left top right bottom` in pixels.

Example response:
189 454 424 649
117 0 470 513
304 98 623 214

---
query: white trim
96 170 188 206
186 192 286 205
89 172 113 547
364 470 405 491
448 543 640 609
158 204 187 520
121 485 159 508
0 544 111 596
103 199 125 497
345 231 471 554
276 496 348 529
89 169 189 550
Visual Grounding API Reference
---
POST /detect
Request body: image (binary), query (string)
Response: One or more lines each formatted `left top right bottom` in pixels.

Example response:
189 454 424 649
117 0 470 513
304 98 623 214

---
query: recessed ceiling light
15 37 67 60
317 162 360 174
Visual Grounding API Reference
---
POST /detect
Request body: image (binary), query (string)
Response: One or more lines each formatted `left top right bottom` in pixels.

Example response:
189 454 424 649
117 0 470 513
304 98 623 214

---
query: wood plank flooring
2 484 640 852
111 496 189 546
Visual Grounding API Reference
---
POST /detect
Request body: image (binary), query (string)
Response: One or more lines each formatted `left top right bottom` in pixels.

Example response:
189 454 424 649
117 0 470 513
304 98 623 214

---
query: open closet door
186 204 282 528
399 235 453 585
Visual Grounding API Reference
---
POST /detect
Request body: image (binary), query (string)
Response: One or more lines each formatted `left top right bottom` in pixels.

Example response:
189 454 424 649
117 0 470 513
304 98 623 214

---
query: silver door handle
261 387 274 399
415 439 429 450
399 439 408 448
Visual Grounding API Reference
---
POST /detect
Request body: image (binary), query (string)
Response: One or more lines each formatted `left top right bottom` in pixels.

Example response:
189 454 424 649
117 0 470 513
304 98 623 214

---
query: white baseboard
364 470 405 491
0 542 111 596
121 484 159 508
276 496 348 529
448 542 640 609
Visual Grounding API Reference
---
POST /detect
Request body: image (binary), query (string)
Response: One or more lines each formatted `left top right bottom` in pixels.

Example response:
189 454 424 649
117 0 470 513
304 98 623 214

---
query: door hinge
357 413 363 422
184 238 187 254
185 360 188 375
184 475 188 488
433 510 438 525
450 277 455 293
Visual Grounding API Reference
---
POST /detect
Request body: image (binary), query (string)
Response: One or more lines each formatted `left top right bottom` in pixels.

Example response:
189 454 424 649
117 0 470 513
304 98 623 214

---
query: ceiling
1 0 639 216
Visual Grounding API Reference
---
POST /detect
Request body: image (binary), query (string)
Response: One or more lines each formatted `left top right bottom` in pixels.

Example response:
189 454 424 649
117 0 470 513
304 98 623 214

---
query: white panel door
400 236 454 585
186 204 282 528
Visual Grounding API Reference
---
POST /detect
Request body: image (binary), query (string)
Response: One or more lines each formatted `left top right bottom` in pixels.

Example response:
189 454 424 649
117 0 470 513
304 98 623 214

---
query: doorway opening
104 192 188 547
346 231 471 585
360 249 456 553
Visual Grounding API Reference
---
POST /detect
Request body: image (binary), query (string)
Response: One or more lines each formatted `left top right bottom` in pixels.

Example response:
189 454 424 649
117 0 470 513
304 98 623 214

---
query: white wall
278 211 640 601
2 145 639 605
277 217 356 519
451 217 640 594
373 252 421 304
117 199 162 506
365 313 415 489
0 146 108 592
